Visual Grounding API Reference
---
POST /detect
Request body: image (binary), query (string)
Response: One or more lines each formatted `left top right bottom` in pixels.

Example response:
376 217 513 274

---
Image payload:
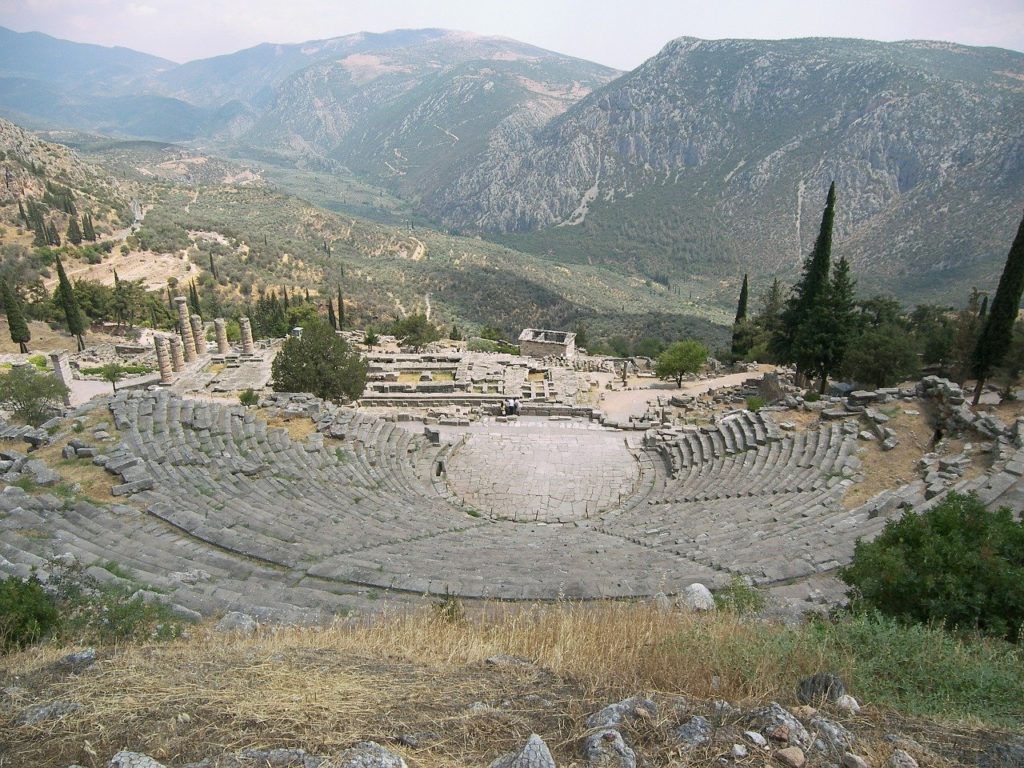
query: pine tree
327 297 337 330
337 285 345 330
731 273 750 358
774 182 837 383
66 216 83 246
2 282 31 353
54 256 85 350
971 211 1024 404
818 256 858 392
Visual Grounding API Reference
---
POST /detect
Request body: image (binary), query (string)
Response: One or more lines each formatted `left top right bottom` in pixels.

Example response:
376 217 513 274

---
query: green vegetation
841 492 1024 643
238 388 258 407
0 575 59 652
54 254 86 350
272 320 367 403
390 313 440 350
79 364 153 376
1 281 31 353
654 340 708 387
971 210 1024 403
713 575 765 615
745 395 765 412
0 365 67 425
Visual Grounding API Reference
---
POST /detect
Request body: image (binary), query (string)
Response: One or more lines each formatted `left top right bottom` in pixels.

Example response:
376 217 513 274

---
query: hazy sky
2 0 1023 69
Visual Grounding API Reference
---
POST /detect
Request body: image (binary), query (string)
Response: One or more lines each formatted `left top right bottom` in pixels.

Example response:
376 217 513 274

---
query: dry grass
0 603 1015 767
258 409 318 441
843 407 935 508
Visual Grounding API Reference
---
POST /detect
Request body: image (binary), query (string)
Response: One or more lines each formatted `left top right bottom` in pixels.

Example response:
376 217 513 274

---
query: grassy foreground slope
2 602 1021 766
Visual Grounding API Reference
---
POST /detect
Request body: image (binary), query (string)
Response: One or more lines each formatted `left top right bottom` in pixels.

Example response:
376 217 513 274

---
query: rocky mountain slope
0 117 131 241
430 37 1024 301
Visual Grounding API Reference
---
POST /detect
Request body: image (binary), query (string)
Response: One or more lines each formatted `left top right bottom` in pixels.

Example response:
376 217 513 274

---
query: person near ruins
500 400 507 416
511 397 519 415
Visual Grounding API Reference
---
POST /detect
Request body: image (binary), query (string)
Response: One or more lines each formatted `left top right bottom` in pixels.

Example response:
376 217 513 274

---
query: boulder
747 702 811 747
672 715 712 751
678 583 715 611
333 741 407 768
108 753 167 768
583 729 636 768
215 611 257 635
586 696 657 729
489 734 556 768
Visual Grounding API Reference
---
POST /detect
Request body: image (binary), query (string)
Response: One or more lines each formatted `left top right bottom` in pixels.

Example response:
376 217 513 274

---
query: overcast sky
2 0 1023 69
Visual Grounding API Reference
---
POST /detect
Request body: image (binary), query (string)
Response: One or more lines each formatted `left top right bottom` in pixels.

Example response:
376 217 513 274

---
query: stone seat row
0 488 363 622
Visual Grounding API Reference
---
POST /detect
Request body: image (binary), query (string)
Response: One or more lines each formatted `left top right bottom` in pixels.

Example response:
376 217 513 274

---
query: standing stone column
239 316 255 355
214 318 230 354
48 351 73 406
190 315 205 356
169 336 185 372
154 336 173 384
174 297 196 362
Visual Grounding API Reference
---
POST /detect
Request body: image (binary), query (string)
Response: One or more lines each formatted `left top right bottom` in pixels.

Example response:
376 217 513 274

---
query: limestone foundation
190 315 205 356
239 316 255 355
214 318 230 354
48 352 73 405
154 336 173 384
169 336 185 371
174 297 196 362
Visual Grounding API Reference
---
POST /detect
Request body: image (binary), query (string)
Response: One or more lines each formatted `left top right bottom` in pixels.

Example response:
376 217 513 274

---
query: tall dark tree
46 221 60 246
731 273 750 358
971 211 1024 404
66 216 82 246
188 280 201 317
54 256 85 350
81 212 97 241
282 286 290 311
978 294 989 319
337 285 345 330
327 297 337 330
2 282 31 353
774 182 836 382
209 253 218 280
17 200 28 228
817 256 858 392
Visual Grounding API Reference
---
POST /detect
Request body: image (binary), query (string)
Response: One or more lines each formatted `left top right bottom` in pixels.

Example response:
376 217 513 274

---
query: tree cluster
271 320 367 403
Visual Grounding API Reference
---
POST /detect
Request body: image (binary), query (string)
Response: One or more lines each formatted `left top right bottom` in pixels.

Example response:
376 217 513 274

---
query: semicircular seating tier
5 390 1017 621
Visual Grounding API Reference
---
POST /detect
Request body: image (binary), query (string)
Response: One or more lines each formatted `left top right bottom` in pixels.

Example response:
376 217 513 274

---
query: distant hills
1 26 1022 305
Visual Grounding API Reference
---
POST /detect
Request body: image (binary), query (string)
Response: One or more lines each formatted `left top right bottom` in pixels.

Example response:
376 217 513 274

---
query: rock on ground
490 734 556 768
583 729 637 768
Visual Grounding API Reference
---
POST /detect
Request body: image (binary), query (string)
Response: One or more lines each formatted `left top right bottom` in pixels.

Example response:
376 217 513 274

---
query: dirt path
598 366 775 421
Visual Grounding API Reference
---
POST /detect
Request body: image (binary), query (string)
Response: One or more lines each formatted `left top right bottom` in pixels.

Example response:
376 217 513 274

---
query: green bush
0 576 59 652
714 575 766 614
840 492 1024 642
0 365 68 425
27 354 47 369
745 395 765 412
802 390 820 402
239 388 258 407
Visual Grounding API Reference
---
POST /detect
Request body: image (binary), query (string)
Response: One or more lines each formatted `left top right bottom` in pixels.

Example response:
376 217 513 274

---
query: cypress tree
17 199 28 228
209 253 218 279
304 288 310 302
54 256 85 350
2 282 31 353
166 286 174 312
282 286 290 311
734 274 749 325
971 211 1024 404
978 295 989 319
66 216 83 246
82 213 96 241
46 221 60 246
774 182 836 382
327 297 337 330
337 285 344 330
189 280 201 316
32 220 47 247
731 273 750 358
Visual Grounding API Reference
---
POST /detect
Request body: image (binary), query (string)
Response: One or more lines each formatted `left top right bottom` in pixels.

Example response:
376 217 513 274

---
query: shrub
655 340 708 387
27 354 47 369
0 575 59 652
840 492 1024 642
745 395 765 412
714 575 766 615
272 320 367 403
802 390 820 402
0 366 68 425
239 388 258 407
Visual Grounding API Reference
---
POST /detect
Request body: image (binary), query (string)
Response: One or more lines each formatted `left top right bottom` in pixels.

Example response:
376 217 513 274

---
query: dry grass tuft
1 602 1016 767
258 408 318 441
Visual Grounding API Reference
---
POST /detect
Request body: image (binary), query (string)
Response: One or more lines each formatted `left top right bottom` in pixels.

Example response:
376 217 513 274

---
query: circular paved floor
444 428 641 522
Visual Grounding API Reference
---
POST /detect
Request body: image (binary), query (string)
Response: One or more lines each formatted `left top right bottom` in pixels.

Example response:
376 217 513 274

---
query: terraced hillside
4 387 1022 620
